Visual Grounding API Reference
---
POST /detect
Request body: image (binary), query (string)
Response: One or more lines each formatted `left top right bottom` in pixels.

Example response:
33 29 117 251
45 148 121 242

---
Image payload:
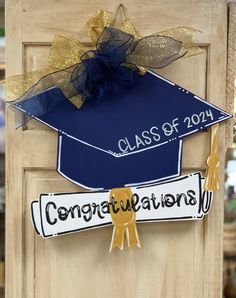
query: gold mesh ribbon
155 27 203 57
109 188 140 251
2 8 203 106
3 34 88 108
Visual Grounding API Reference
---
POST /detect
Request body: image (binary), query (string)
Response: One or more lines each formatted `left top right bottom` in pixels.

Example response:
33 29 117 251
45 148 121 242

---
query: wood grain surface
5 1 229 297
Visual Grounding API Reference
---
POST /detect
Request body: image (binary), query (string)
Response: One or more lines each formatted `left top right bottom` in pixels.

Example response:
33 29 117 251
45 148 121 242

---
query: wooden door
5 1 229 297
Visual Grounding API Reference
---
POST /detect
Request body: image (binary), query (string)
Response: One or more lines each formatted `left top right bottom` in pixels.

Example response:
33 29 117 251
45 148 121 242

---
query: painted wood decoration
3 7 232 251
14 70 230 189
32 173 212 250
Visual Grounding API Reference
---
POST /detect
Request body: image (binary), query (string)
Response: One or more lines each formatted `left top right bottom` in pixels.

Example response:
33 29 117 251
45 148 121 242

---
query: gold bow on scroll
109 188 140 252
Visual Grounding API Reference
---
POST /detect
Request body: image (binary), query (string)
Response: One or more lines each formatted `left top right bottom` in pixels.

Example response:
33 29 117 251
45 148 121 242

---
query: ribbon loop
110 4 128 28
127 35 184 68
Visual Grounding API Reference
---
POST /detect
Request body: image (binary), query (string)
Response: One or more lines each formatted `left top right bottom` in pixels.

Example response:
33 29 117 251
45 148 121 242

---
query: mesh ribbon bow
70 26 184 102
3 9 203 111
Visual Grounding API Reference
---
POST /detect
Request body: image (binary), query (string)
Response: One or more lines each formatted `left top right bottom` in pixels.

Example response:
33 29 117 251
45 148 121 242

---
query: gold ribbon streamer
2 8 203 106
204 124 220 190
155 27 203 57
109 188 140 251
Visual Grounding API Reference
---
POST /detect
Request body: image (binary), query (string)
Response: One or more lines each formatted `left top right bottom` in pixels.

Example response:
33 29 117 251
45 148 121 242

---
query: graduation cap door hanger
14 70 231 189
4 6 232 251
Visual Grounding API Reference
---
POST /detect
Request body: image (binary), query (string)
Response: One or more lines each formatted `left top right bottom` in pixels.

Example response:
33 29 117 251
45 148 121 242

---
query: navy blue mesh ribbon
70 28 140 102
70 27 184 102
11 27 185 120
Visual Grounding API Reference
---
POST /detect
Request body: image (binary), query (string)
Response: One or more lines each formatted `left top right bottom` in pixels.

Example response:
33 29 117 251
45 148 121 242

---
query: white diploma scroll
31 172 212 238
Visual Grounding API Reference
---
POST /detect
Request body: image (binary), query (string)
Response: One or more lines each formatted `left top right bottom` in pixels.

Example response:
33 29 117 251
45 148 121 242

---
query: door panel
5 1 228 297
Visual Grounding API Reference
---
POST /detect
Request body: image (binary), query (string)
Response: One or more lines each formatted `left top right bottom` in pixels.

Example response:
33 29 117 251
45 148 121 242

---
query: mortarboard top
13 71 231 190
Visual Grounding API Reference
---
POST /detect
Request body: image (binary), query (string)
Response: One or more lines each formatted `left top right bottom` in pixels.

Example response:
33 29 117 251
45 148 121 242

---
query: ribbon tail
126 223 140 249
204 124 220 190
127 35 184 69
109 226 125 252
155 26 204 57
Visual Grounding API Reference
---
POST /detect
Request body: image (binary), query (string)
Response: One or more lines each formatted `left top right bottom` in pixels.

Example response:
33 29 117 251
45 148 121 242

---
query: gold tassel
204 124 220 190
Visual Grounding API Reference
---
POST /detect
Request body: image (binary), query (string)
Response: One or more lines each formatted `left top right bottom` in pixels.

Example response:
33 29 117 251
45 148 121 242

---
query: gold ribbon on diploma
109 188 140 252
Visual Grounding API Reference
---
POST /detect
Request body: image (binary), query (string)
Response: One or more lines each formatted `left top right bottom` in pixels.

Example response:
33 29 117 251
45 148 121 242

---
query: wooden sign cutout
31 172 212 242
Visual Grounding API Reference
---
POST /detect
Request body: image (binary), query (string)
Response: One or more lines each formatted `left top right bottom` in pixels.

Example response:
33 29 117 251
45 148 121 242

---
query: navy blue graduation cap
13 70 231 190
